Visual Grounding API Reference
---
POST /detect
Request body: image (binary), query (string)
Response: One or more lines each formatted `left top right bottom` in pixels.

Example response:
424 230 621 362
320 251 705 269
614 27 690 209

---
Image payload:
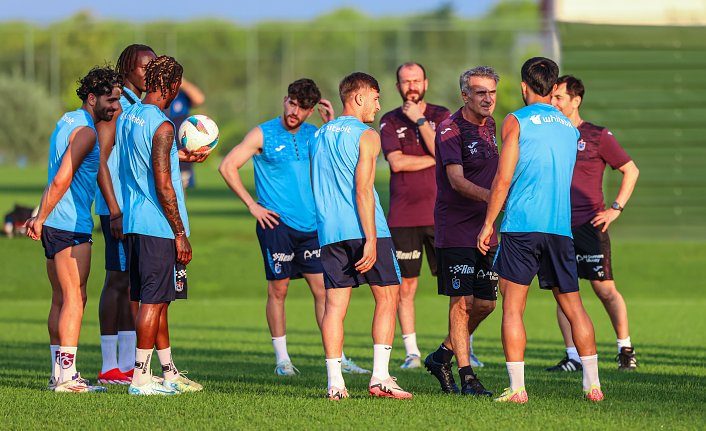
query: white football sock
272 335 290 364
580 354 600 391
100 335 119 373
617 337 632 353
566 346 580 362
118 331 137 372
326 358 345 389
157 347 179 381
133 348 153 386
469 334 475 355
506 361 525 391
50 345 60 381
372 344 392 380
58 346 78 383
402 333 421 357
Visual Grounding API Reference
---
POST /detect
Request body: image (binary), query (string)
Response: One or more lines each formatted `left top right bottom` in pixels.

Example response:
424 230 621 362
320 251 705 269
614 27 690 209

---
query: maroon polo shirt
434 109 499 248
571 121 632 227
380 103 451 228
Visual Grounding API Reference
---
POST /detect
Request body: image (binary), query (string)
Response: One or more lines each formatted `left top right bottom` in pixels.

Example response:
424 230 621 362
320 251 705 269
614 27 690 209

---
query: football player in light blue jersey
120 56 207 396
94 44 156 386
220 79 369 375
477 57 603 403
25 66 122 393
310 72 411 400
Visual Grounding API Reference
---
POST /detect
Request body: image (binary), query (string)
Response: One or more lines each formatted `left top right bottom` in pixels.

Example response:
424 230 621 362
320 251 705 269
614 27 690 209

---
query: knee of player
267 284 289 301
472 300 496 317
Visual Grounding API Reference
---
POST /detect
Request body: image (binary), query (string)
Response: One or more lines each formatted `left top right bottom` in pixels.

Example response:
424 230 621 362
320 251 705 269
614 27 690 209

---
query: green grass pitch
0 165 704 429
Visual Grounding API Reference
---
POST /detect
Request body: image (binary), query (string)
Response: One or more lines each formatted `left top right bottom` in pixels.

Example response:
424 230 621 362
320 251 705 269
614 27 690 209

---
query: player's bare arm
218 127 280 229
152 121 191 265
96 110 124 239
26 126 97 241
402 101 436 156
591 160 639 232
446 164 490 202
317 99 335 123
354 129 380 273
478 114 519 254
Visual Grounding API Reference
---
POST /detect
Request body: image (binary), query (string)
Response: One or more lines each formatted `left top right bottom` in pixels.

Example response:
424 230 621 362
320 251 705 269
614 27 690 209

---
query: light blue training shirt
310 115 390 246
44 109 99 234
500 103 579 237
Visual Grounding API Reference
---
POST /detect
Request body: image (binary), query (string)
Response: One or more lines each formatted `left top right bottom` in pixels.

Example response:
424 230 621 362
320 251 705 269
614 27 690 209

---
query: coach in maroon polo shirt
380 62 450 369
422 66 499 397
548 75 640 372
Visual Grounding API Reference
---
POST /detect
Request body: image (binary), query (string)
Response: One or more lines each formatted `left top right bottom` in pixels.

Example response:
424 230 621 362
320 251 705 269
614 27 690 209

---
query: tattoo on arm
152 129 184 233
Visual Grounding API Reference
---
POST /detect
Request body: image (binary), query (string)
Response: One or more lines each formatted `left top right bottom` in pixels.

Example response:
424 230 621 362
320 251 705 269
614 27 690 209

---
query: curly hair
76 66 123 102
287 79 322 110
116 44 155 80
145 56 183 98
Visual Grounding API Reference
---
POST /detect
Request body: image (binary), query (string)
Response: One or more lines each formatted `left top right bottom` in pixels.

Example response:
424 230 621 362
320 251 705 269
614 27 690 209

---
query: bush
0 75 61 164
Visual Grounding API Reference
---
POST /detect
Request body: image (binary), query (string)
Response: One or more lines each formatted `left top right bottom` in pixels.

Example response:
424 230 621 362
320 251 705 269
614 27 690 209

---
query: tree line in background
0 1 543 163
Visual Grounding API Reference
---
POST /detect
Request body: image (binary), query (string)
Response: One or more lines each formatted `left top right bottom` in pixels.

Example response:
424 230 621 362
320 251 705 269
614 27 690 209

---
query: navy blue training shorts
321 237 402 289
126 234 183 304
99 215 127 272
493 232 579 294
41 225 92 259
256 221 323 280
572 221 613 281
436 246 498 300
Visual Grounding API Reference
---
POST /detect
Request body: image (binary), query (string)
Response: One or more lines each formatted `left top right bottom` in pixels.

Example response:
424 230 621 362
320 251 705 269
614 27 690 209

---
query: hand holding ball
179 115 219 153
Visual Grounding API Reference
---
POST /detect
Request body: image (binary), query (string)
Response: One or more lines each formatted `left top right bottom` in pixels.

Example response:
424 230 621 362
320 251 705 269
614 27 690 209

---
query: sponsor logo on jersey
467 141 478 155
440 127 452 135
123 113 146 127
61 114 75 125
530 114 542 125
324 124 353 134
396 127 407 139
275 145 286 152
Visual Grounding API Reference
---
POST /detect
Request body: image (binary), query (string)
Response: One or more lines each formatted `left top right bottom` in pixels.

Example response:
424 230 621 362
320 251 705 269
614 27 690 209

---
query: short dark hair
76 66 123 102
557 75 585 102
520 57 559 97
287 78 321 110
145 56 183 98
339 72 380 104
116 44 155 80
396 62 426 83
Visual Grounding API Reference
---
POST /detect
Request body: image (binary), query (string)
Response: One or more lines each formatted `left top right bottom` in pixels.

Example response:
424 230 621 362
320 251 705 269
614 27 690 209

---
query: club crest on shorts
274 262 282 274
452 276 460 290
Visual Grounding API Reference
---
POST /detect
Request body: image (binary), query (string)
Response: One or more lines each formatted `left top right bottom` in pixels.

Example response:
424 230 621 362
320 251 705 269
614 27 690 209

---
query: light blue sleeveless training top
500 103 579 237
310 116 390 246
253 118 317 232
95 86 140 215
119 103 190 239
44 109 99 234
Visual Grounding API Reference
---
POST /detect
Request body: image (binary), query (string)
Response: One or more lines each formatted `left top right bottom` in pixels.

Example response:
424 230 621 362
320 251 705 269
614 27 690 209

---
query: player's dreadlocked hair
145 56 183 98
116 44 155 80
76 66 123 102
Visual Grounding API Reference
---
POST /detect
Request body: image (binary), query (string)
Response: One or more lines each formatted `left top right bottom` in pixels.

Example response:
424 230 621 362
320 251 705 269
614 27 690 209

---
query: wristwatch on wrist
416 117 427 126
610 201 624 212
